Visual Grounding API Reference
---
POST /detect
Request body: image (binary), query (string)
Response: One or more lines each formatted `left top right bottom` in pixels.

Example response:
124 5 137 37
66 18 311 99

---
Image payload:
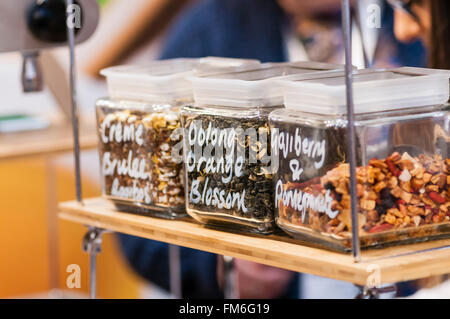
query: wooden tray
59 197 450 286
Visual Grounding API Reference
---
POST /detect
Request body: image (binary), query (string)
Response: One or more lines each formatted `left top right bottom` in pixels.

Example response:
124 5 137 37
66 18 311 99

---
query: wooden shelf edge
58 197 450 286
0 124 98 161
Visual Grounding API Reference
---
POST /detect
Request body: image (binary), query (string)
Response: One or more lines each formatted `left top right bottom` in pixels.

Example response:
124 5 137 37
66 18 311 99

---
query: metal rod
83 227 104 299
341 0 361 262
169 245 182 298
89 242 97 299
66 0 83 203
222 256 239 299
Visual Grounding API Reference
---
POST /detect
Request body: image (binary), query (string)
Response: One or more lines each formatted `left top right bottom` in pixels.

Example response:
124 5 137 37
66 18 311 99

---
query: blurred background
1 0 444 299
0 0 193 298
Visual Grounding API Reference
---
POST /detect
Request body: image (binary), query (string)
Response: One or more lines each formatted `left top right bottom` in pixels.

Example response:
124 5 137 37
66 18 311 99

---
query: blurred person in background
389 0 449 69
119 0 427 299
389 0 450 298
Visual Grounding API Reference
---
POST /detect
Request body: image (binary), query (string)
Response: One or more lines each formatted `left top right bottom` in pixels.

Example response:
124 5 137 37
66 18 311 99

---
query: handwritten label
273 128 338 219
186 121 248 213
275 180 338 222
101 114 151 204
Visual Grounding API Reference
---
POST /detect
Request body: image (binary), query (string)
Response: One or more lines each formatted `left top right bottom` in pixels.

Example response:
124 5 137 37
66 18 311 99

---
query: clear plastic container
96 58 260 218
182 62 345 233
271 67 450 251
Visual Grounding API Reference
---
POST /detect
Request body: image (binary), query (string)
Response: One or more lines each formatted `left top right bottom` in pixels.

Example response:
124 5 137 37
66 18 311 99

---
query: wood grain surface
59 197 450 286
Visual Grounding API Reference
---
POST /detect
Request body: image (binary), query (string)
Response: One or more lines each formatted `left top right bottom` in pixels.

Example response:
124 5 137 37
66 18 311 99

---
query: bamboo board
59 197 450 286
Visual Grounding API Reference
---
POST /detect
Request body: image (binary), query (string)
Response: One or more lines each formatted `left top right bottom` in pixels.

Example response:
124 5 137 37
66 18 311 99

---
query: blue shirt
118 0 426 299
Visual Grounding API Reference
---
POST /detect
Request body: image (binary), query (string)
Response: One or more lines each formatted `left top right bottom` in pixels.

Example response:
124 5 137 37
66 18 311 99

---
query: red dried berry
386 159 400 177
369 223 394 234
429 191 446 204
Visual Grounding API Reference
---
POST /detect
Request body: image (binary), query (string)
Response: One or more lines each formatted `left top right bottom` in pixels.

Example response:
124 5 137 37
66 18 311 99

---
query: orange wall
0 154 143 298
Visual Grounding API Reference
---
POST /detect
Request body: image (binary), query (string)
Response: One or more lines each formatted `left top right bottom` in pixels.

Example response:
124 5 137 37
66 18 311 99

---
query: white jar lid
100 57 261 104
195 57 260 75
189 61 345 108
281 67 450 114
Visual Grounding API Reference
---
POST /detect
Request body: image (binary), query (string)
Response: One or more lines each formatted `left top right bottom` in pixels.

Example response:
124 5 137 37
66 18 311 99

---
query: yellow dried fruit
400 191 412 203
374 181 387 193
388 176 398 188
403 215 411 224
385 214 397 225
360 199 376 211
400 181 412 193
423 173 432 183
391 186 403 198
411 178 424 190
426 185 439 193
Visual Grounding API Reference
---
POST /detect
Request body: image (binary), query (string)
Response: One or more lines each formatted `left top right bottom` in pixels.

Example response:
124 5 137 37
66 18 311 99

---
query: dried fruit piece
400 181 412 193
361 199 376 211
400 191 412 204
278 150 449 242
367 210 379 222
388 176 398 189
426 185 440 193
385 213 397 224
374 181 387 193
423 173 432 183
413 216 421 227
391 186 403 198
399 169 412 182
386 159 401 177
369 223 393 233
411 178 424 191
429 191 446 204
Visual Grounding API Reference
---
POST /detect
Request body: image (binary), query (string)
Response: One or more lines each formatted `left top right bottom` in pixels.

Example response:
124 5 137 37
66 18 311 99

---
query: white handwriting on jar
102 151 148 180
271 127 326 170
190 177 248 213
101 115 149 202
187 121 248 213
111 178 151 203
101 115 144 146
275 180 338 221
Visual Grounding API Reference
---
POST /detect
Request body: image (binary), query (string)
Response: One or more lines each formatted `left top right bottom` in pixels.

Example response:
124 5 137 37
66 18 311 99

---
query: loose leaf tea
182 106 279 233
97 107 184 216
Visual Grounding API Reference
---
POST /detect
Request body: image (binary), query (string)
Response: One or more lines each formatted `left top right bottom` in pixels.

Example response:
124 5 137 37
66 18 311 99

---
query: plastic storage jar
270 67 450 251
181 62 344 233
97 58 259 218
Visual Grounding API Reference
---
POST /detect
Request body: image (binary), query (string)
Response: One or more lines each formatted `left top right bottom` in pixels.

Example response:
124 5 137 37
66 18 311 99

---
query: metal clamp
82 227 103 254
82 227 105 299
355 285 397 299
